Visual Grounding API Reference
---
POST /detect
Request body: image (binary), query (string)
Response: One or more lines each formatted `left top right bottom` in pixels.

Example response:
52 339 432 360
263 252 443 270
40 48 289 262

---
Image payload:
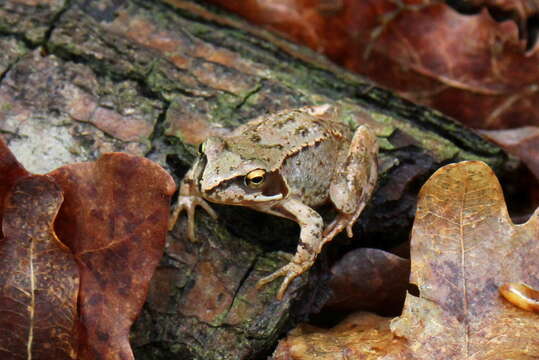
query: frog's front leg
324 125 378 242
256 198 324 300
169 162 217 241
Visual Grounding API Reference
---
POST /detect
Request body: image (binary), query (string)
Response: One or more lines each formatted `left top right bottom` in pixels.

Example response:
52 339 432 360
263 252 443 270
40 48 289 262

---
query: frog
169 104 379 300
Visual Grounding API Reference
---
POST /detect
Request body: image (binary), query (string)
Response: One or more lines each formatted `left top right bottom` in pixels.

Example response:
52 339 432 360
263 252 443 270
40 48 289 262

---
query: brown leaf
325 248 410 316
468 0 539 32
0 175 79 359
206 0 539 129
0 137 29 237
275 161 538 358
480 126 539 179
272 312 409 360
391 161 539 359
50 153 176 360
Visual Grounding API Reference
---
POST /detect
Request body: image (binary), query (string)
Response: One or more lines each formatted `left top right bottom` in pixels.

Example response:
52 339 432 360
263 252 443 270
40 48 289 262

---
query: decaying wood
0 0 510 359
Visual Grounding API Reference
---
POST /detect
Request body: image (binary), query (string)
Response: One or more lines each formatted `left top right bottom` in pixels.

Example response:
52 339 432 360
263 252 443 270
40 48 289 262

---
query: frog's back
227 108 351 171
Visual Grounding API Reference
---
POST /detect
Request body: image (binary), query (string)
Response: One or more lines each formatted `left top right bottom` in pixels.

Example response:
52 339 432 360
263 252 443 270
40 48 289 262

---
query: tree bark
0 0 509 359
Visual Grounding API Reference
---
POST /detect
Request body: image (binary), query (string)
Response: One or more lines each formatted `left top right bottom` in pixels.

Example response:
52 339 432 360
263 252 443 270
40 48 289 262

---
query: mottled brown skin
170 105 379 299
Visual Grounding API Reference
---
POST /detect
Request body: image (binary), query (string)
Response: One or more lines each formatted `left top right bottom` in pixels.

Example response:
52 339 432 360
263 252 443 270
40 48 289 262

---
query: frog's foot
322 213 356 243
256 259 313 300
169 196 218 241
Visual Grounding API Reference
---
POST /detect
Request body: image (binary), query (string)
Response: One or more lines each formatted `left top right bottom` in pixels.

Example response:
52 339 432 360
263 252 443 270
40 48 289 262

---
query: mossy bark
0 1 509 359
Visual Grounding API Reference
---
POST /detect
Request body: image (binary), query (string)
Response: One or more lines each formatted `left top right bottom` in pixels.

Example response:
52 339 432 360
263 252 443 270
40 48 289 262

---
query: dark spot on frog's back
264 143 283 150
295 126 309 137
275 115 295 129
249 133 261 143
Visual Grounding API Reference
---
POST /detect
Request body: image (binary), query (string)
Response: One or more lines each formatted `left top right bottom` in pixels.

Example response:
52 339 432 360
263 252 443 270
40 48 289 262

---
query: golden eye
245 169 266 189
198 142 206 154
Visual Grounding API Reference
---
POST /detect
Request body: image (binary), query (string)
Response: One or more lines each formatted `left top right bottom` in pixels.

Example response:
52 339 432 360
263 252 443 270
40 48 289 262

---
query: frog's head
196 136 289 206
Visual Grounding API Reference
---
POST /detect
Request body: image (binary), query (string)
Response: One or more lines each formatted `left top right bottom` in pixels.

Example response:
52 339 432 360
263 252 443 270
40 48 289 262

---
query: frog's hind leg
256 198 324 300
256 126 378 300
324 125 378 243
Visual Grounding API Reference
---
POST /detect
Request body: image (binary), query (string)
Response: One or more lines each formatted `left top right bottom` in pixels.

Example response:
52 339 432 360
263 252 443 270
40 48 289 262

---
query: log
0 0 509 359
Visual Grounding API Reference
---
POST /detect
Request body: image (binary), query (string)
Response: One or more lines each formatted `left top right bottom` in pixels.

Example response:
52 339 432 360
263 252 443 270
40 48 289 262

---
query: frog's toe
322 213 355 242
257 262 304 300
256 267 285 289
345 223 354 238
199 198 218 219
186 211 198 242
276 270 301 300
169 203 186 231
168 209 179 231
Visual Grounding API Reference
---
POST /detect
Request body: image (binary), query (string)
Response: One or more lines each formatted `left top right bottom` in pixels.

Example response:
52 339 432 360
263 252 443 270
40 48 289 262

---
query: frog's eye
198 142 206 154
245 169 266 189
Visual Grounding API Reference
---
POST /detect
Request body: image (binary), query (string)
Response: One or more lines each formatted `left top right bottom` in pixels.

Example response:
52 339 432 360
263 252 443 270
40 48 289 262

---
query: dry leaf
0 137 176 359
50 153 175 360
272 312 409 360
207 0 539 129
467 0 539 32
0 137 29 237
275 161 538 359
480 126 539 179
391 161 539 359
325 248 410 316
0 176 79 359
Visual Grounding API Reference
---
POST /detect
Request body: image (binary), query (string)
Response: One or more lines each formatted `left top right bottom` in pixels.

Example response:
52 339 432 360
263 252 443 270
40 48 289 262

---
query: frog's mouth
204 185 284 205
239 193 283 202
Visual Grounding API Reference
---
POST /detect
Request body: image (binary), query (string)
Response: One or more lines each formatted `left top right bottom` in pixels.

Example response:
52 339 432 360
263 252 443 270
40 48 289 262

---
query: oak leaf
391 161 539 359
274 161 539 359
